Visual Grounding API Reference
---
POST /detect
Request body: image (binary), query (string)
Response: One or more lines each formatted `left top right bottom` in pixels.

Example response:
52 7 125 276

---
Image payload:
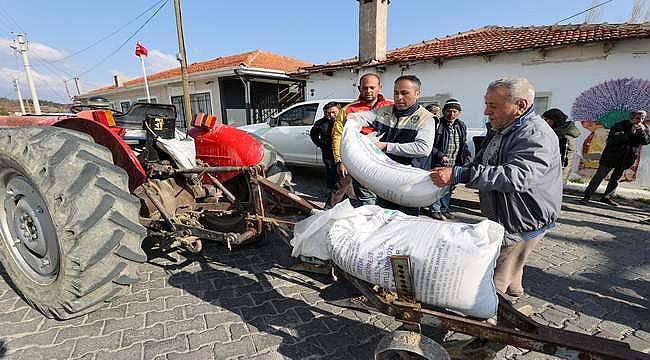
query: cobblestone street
0 167 648 359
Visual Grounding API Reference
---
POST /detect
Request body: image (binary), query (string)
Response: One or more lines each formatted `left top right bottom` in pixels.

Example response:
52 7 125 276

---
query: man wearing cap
425 102 442 120
426 98 470 220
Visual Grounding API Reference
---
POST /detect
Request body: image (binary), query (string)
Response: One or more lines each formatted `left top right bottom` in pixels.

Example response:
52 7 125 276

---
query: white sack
340 117 448 207
328 207 503 319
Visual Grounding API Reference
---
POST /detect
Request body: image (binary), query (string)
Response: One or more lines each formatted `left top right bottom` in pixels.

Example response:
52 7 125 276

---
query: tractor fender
53 117 147 190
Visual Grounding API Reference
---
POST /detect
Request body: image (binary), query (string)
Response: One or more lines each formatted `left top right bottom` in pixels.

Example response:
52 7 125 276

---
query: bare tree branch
585 0 602 23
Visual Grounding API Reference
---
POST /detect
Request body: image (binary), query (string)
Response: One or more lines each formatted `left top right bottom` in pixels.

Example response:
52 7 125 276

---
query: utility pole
13 79 26 115
10 34 41 115
173 0 193 130
73 77 82 96
63 80 72 102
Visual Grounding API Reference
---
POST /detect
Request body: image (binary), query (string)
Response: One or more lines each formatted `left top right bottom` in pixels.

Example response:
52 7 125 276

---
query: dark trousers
323 158 337 190
583 164 626 199
376 198 420 216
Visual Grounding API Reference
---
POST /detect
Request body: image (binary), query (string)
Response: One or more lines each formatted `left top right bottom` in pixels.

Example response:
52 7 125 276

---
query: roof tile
301 23 650 72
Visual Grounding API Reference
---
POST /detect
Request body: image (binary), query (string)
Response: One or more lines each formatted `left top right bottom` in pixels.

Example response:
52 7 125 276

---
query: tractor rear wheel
0 126 147 319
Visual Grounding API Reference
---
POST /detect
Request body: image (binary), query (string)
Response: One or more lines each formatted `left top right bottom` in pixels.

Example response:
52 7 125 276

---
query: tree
584 0 602 23
629 0 647 23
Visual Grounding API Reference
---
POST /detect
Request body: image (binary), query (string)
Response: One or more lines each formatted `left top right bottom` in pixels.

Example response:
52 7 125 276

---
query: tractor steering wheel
70 104 126 117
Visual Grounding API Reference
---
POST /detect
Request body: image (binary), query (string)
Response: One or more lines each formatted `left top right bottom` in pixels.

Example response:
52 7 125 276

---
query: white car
239 99 487 166
239 99 354 167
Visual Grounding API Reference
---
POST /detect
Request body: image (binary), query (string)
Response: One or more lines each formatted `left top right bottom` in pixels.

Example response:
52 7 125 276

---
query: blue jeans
430 187 451 213
350 178 376 207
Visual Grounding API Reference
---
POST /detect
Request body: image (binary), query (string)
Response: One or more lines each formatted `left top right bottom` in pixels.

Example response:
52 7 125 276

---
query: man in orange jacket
330 73 393 207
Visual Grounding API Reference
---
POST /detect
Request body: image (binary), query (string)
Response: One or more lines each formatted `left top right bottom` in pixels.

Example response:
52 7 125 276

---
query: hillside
0 97 69 115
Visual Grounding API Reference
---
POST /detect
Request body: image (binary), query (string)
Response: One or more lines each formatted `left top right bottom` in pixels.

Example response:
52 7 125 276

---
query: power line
0 4 27 34
77 0 169 78
554 0 616 25
47 0 166 63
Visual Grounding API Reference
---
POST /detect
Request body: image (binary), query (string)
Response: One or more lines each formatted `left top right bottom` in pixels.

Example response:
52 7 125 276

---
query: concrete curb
564 182 650 200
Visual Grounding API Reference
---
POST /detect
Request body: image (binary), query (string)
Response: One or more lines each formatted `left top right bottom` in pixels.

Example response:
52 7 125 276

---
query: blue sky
0 0 644 102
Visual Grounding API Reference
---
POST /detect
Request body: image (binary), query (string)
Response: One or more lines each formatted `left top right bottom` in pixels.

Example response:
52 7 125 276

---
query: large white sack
340 117 448 207
328 207 504 319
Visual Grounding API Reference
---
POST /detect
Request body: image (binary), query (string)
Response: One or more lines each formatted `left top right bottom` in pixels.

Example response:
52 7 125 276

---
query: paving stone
0 317 42 337
188 326 229 350
251 332 285 352
166 295 202 310
183 302 220 318
218 294 254 310
102 314 144 335
0 307 28 324
240 303 277 322
84 304 128 324
71 332 121 358
126 297 164 316
143 334 188 359
4 328 58 351
211 336 256 359
131 279 166 293
122 324 164 347
39 316 86 331
149 287 182 301
54 322 103 344
167 344 214 360
18 340 75 360
96 343 142 360
205 311 243 328
145 307 184 327
109 290 148 308
229 323 251 341
165 315 207 338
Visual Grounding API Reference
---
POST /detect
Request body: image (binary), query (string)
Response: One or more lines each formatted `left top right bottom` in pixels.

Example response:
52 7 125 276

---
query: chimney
113 74 123 87
358 0 388 64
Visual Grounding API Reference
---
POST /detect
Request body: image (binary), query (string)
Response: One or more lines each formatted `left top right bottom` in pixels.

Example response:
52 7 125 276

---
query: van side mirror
269 115 278 127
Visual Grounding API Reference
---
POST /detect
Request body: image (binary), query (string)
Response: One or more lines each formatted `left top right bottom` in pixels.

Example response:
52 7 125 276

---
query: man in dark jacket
427 98 471 220
581 110 649 206
431 78 562 297
310 102 341 195
542 108 581 184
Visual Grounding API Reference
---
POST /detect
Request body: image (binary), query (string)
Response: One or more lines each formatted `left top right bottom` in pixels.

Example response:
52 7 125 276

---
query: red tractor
0 103 315 319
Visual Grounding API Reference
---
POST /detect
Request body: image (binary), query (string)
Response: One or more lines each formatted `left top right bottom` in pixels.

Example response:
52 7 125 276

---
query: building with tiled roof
298 22 650 186
299 23 650 72
83 50 312 127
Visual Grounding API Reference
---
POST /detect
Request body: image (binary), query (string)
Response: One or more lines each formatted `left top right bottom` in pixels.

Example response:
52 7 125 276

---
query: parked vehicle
0 103 313 319
239 99 354 166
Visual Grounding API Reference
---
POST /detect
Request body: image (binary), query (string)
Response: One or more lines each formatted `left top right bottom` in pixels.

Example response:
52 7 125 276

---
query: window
120 101 131 113
136 97 157 104
534 94 551 114
277 103 318 126
171 92 212 129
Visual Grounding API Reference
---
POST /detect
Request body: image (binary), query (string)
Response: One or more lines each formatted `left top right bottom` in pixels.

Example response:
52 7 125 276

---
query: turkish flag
135 42 148 57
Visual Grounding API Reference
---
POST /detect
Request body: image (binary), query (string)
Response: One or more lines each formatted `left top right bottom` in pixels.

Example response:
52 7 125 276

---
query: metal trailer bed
336 255 650 360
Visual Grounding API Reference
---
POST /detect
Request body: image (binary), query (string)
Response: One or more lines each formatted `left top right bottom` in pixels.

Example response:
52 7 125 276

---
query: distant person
347 75 435 216
426 98 470 220
581 110 649 206
310 101 341 200
425 102 442 119
331 73 393 207
430 78 562 297
542 108 581 184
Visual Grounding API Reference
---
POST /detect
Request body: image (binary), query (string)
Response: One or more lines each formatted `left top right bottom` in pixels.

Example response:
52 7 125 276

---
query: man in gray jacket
431 78 562 297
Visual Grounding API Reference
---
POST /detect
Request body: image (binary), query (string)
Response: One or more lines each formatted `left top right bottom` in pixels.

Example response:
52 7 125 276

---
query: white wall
305 38 650 187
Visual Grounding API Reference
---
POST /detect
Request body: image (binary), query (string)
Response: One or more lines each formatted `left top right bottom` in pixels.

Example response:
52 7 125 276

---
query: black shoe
600 197 619 207
579 197 590 205
442 212 455 219
430 212 446 220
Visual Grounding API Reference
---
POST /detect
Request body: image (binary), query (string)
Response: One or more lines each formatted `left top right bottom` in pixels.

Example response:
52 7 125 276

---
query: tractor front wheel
0 126 147 319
